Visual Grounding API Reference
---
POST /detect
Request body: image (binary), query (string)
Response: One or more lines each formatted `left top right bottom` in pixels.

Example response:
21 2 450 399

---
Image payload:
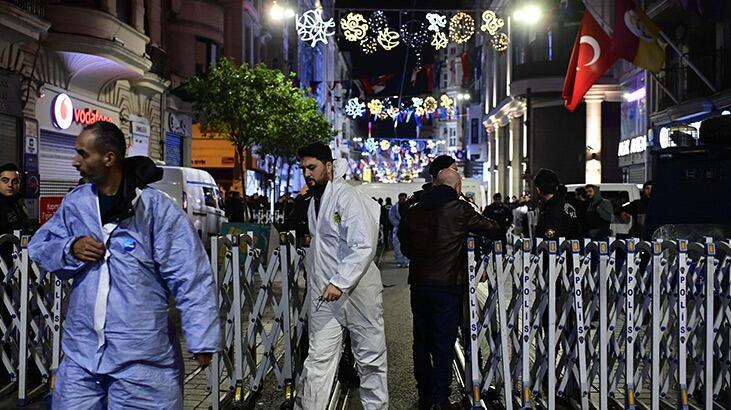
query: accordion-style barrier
460 237 731 410
0 231 309 408
206 231 309 409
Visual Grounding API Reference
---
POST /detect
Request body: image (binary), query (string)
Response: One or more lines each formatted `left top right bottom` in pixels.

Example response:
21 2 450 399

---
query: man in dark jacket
620 180 651 240
399 169 499 410
399 155 458 220
482 192 512 241
0 163 29 266
534 169 571 240
584 184 613 240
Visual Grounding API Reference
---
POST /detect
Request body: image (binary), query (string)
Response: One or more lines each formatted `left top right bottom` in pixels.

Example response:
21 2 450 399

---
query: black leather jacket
399 185 500 287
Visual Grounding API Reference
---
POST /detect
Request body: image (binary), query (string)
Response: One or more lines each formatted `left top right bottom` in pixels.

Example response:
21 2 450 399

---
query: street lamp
512 4 542 25
270 1 294 21
457 93 471 101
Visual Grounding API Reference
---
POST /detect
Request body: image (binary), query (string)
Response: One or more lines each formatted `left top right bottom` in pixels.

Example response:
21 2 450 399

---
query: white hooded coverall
296 160 388 409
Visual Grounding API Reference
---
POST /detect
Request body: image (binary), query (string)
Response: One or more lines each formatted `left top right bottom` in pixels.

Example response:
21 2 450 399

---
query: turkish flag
562 11 618 112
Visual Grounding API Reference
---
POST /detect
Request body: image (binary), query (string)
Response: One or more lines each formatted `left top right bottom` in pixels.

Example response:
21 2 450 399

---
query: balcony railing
653 48 731 112
5 0 47 18
146 43 170 79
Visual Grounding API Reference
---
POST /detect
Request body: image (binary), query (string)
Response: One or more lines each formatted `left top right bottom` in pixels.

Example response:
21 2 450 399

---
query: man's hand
321 283 343 302
193 353 213 368
480 270 488 282
72 236 106 263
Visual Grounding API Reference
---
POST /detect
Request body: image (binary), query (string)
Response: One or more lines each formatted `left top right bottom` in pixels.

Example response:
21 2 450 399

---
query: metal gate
462 237 731 409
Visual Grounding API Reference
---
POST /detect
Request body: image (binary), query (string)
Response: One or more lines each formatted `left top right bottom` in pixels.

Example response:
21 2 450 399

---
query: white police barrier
0 232 65 405
251 210 286 225
0 230 310 408
461 237 731 409
207 231 309 408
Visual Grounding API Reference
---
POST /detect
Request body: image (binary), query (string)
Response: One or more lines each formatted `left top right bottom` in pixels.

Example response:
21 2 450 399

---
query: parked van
150 167 227 245
566 183 642 236
354 178 487 211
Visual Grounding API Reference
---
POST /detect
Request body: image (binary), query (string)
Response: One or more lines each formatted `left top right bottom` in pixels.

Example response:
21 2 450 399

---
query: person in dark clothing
584 184 613 240
224 191 247 222
383 198 393 250
400 169 500 410
482 193 512 242
281 185 313 242
0 163 29 266
533 169 570 240
620 180 652 240
399 155 458 220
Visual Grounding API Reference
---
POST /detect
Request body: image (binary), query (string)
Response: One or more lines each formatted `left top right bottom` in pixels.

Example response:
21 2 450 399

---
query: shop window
195 38 220 75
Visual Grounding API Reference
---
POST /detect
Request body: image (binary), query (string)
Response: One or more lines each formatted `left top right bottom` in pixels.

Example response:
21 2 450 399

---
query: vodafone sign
51 93 114 130
52 93 73 129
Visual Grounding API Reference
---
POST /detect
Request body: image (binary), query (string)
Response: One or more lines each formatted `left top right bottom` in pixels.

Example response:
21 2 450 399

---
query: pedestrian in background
389 192 409 268
482 192 512 243
28 122 220 409
0 163 29 266
533 169 571 240
584 184 614 240
620 180 652 240
399 169 499 410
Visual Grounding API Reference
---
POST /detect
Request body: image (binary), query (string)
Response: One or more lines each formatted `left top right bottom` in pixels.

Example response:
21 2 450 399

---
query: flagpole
582 0 717 94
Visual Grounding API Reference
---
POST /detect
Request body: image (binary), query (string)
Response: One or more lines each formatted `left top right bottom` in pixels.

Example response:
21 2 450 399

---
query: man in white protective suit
295 142 388 409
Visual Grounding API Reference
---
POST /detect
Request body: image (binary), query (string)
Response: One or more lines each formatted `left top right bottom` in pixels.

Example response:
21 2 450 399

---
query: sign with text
39 195 64 225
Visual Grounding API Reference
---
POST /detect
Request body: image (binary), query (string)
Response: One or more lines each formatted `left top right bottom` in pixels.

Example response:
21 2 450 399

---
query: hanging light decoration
423 96 438 114
449 12 475 44
377 27 400 50
431 32 448 50
480 10 504 35
440 94 454 109
360 36 378 54
296 8 336 47
425 13 447 32
340 13 369 42
400 20 429 65
367 99 384 116
491 32 509 51
368 10 388 33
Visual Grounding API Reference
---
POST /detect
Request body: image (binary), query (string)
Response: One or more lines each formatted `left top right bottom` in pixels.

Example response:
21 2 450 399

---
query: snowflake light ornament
431 32 448 50
480 10 504 35
449 12 475 44
345 98 365 118
340 13 368 42
377 28 400 51
365 138 377 152
387 106 400 120
379 140 391 151
423 96 438 114
411 97 423 108
367 99 383 116
297 8 336 47
360 37 378 54
425 13 447 32
440 94 454 109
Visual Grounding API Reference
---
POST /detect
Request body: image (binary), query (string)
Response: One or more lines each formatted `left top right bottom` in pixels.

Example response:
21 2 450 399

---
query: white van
566 183 642 236
353 179 487 211
150 167 228 245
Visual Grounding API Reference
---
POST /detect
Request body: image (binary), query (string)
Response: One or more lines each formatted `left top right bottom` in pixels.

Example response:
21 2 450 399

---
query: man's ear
104 152 116 168
326 161 333 180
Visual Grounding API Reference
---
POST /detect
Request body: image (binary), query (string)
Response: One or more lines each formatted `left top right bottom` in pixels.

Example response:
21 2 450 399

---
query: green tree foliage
187 58 331 195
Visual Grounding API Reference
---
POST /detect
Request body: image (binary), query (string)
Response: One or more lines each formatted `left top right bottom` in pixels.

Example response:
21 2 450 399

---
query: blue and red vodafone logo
52 93 114 130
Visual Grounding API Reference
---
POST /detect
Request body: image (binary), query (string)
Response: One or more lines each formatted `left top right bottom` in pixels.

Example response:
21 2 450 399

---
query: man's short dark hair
0 163 21 174
585 184 598 190
428 155 456 178
84 121 126 163
643 180 652 187
298 142 333 163
493 193 502 200
398 192 408 199
534 168 560 195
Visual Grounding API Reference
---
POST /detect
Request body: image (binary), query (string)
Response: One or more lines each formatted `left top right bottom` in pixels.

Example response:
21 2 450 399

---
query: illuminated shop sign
618 135 647 157
51 93 113 130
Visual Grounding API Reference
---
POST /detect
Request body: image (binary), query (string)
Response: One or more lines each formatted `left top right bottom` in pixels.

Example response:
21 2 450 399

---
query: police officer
533 169 567 240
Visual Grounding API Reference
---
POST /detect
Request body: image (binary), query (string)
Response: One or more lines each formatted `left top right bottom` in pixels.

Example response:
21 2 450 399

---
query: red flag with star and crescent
562 10 619 112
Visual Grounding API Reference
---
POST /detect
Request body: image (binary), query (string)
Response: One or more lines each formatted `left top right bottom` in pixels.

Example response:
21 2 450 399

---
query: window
449 136 457 146
203 187 217 208
471 119 479 144
195 38 220 75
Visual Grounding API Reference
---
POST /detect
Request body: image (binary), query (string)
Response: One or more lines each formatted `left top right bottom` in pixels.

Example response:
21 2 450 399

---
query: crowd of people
0 123 656 409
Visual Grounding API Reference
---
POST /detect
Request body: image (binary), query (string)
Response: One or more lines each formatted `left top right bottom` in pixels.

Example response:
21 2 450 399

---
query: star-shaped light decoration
431 32 448 50
297 8 336 47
